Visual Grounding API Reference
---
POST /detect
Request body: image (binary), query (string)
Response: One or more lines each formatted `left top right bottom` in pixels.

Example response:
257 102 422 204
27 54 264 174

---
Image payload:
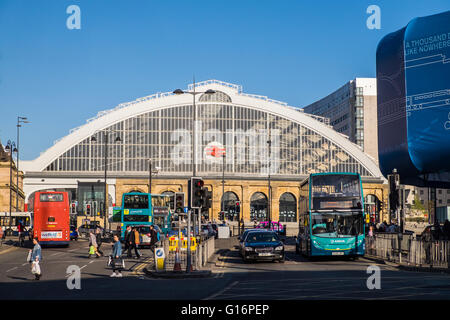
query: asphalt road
1 238 450 300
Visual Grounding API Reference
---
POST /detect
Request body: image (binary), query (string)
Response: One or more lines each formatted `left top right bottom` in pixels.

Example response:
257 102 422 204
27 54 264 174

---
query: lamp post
267 129 272 230
148 159 161 194
173 79 215 272
16 116 30 212
91 130 121 232
4 140 17 235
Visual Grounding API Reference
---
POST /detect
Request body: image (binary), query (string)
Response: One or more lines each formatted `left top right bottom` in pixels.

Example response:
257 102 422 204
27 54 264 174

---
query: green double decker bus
297 173 365 258
120 192 172 239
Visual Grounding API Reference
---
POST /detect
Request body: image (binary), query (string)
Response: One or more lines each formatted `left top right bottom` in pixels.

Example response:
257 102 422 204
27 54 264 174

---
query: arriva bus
33 191 70 246
297 173 365 258
120 192 172 239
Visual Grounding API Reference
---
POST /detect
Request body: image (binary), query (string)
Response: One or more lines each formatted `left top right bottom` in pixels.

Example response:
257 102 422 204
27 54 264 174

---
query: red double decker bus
33 191 70 246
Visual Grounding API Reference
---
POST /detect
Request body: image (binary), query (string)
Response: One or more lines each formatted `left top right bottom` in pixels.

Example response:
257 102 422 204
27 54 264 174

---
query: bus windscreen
124 194 149 209
311 174 362 210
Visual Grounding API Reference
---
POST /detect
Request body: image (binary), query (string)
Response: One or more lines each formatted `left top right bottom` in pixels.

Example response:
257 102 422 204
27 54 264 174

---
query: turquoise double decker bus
120 192 172 239
297 173 365 258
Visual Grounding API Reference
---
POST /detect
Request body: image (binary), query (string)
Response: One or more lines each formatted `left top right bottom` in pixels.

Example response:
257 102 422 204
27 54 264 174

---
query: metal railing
155 235 215 272
366 233 450 268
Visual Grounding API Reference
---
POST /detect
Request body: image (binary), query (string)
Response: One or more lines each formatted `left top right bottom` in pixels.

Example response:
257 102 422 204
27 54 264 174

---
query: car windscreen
246 232 279 243
137 227 151 233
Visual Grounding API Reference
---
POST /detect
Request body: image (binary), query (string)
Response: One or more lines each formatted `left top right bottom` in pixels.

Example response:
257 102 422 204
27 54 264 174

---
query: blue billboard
377 10 450 187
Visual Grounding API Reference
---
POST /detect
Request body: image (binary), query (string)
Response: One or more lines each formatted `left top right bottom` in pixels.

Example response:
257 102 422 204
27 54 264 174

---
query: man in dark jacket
95 227 104 256
127 227 141 259
149 225 158 254
124 226 132 252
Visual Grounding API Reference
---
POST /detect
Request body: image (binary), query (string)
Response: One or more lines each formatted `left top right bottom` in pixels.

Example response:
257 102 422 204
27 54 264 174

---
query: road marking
80 265 87 270
0 246 19 255
204 280 239 300
132 257 152 275
6 267 18 272
50 252 64 256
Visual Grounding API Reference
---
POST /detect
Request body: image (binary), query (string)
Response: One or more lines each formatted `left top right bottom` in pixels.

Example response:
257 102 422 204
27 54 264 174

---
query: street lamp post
173 79 215 272
16 116 30 212
5 141 17 235
91 131 121 232
148 159 161 194
267 129 272 231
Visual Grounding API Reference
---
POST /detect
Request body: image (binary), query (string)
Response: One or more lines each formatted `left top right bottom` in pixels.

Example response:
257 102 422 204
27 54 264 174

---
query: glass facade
44 91 372 177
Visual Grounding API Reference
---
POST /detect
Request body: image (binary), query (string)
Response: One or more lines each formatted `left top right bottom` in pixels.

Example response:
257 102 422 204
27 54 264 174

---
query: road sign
154 247 165 272
184 207 188 213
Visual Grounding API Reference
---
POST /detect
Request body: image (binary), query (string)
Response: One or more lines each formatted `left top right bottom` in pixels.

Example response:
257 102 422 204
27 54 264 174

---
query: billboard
377 10 450 187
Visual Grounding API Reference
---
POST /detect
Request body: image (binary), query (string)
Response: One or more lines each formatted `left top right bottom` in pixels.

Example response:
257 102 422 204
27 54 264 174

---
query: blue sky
0 0 449 160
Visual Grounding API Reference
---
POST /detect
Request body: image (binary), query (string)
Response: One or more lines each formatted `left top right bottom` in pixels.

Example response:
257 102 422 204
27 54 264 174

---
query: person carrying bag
109 234 124 277
29 237 42 280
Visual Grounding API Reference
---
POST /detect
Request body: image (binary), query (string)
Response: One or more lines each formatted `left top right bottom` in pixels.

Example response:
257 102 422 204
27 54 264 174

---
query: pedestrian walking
89 231 101 258
95 227 104 256
29 237 42 280
127 227 141 259
110 234 124 277
124 225 132 252
148 225 158 254
0 226 4 246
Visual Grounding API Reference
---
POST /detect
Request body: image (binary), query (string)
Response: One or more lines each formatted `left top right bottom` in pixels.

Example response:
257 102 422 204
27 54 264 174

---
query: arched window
365 194 380 224
279 193 297 222
250 192 268 222
221 192 239 221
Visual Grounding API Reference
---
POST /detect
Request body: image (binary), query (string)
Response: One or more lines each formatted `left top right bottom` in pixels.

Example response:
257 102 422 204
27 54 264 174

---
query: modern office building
303 78 378 162
21 80 388 226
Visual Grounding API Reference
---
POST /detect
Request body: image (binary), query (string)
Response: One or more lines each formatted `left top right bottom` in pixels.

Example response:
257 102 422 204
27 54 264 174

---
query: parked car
241 230 285 263
70 226 78 241
77 222 101 238
255 221 286 236
135 225 162 247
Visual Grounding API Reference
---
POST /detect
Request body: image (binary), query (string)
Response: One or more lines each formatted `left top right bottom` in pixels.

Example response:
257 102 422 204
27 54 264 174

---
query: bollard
173 247 182 271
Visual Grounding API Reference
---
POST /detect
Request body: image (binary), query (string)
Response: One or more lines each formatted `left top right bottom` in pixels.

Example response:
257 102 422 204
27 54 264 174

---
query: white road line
80 265 87 270
22 263 28 266
6 267 18 272
203 281 239 300
50 252 64 256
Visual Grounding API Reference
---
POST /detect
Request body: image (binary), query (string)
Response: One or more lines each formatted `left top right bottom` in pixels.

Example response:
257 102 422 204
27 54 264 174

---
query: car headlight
244 247 254 251
275 246 284 251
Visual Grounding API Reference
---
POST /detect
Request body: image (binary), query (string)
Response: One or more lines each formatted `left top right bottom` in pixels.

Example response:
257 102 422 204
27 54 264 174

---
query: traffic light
71 202 77 214
189 177 204 209
203 188 212 209
235 201 241 213
388 174 399 213
175 192 185 214
86 203 91 216
219 211 225 220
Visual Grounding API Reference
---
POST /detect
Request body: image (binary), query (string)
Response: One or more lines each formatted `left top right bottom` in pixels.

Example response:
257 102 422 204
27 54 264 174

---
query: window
39 193 64 202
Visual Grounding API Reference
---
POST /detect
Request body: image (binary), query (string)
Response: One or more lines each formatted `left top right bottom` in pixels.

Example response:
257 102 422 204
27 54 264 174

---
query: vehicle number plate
259 252 272 256
332 252 344 256
41 231 62 239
